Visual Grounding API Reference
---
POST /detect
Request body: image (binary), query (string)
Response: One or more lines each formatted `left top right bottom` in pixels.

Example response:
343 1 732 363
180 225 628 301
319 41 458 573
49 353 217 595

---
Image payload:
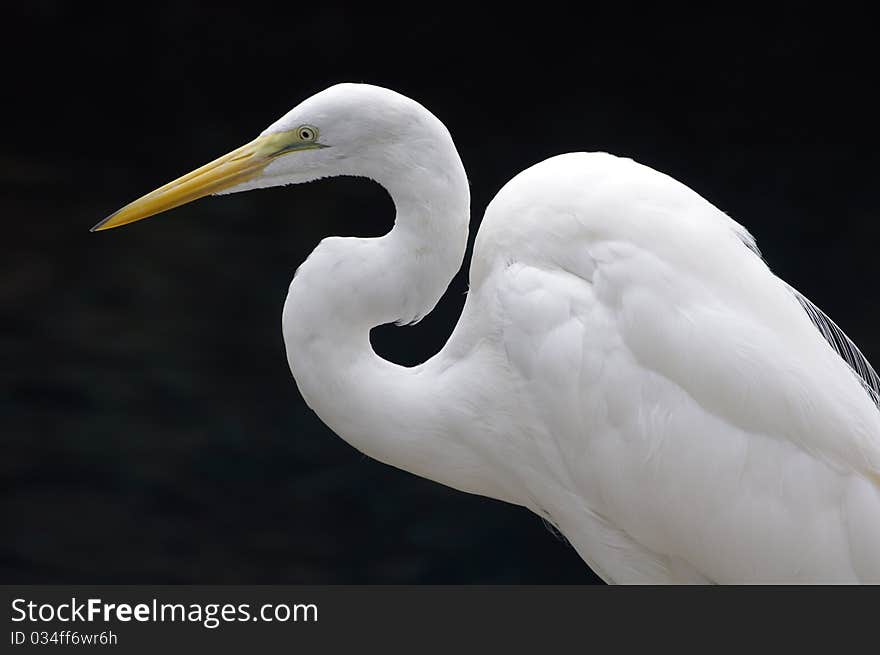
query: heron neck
281 145 477 489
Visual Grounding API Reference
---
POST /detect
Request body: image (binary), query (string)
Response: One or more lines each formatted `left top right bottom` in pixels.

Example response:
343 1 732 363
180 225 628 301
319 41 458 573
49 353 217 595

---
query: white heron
94 83 880 583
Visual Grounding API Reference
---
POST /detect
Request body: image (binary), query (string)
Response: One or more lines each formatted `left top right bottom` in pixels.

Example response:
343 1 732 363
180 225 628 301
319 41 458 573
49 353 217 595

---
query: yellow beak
92 130 320 232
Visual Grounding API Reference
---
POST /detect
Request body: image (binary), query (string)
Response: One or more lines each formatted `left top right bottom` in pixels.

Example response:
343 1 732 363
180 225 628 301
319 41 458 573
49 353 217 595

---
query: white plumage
97 83 880 583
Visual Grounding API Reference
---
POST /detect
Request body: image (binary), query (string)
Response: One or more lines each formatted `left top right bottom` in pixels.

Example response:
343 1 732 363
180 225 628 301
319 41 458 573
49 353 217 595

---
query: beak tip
90 212 117 232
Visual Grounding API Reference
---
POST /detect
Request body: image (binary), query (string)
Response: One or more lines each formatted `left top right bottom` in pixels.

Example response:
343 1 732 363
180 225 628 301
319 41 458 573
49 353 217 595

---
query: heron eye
297 126 317 141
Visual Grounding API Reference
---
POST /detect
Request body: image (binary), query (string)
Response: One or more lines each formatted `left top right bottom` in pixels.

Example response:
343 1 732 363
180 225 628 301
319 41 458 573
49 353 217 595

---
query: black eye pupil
301 129 312 139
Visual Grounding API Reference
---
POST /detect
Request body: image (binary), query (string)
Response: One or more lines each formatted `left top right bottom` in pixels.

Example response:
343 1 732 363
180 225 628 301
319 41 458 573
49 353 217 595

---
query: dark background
2 4 877 583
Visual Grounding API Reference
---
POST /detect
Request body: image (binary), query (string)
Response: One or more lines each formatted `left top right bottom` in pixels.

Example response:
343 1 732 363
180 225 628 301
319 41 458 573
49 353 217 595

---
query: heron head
92 83 436 231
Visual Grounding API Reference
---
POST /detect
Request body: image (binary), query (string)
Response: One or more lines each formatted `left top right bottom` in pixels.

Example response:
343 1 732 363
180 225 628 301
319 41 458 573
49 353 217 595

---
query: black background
3 4 878 583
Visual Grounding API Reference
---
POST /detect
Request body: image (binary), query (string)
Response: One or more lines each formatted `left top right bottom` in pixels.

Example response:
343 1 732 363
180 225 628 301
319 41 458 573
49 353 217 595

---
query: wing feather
787 284 880 409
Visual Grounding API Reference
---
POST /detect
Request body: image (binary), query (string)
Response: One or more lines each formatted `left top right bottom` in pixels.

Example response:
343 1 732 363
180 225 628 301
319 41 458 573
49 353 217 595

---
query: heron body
97 83 880 583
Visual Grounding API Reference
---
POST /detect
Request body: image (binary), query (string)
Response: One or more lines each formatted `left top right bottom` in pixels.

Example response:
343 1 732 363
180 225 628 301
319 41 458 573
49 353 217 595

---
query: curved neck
282 137 478 490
